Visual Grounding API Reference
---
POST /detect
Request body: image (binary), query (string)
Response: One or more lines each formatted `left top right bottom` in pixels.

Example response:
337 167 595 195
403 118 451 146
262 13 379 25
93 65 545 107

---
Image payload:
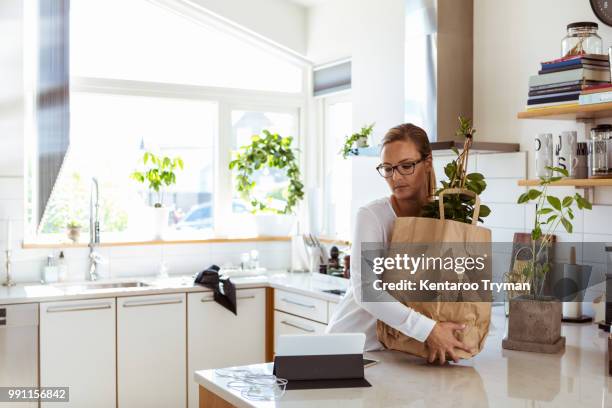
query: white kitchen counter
0 270 347 305
194 306 612 408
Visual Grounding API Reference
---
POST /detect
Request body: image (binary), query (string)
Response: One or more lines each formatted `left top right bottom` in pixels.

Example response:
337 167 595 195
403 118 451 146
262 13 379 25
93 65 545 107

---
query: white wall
192 0 308 54
307 0 405 142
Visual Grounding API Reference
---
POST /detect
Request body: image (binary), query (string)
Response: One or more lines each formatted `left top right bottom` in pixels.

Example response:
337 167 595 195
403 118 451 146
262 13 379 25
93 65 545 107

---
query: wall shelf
517 103 612 121
518 178 612 187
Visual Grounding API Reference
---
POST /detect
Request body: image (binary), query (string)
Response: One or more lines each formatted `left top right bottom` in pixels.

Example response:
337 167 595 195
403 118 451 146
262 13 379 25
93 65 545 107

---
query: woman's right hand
424 322 472 365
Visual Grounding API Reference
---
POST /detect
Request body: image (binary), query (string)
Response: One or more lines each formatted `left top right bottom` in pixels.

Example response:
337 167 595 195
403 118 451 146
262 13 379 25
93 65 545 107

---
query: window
321 96 352 240
30 0 306 242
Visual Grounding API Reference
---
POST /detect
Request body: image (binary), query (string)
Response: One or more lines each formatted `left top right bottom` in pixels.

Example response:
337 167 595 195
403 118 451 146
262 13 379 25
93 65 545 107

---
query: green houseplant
502 166 592 353
421 117 491 223
229 130 304 235
131 151 184 239
340 123 375 159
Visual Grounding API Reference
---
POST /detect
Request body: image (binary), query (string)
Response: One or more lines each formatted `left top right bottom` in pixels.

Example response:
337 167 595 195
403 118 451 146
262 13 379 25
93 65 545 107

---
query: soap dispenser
43 254 59 283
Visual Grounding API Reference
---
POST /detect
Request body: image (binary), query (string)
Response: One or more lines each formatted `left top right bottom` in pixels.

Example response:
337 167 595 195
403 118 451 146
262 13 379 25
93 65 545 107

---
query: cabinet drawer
274 289 328 323
274 311 327 353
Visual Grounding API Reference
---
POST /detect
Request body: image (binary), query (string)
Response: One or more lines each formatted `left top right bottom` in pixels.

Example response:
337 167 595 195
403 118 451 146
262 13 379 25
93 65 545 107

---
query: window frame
316 90 352 240
26 40 310 243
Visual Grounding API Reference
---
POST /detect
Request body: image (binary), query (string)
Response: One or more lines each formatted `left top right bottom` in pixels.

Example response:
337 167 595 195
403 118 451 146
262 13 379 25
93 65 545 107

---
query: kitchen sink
54 281 150 292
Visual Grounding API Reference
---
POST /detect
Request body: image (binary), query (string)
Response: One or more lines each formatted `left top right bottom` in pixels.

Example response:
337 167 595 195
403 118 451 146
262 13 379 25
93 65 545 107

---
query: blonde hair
381 123 437 197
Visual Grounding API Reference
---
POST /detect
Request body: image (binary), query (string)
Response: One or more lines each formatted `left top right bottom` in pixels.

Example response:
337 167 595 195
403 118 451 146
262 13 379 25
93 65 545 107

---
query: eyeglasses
376 158 425 178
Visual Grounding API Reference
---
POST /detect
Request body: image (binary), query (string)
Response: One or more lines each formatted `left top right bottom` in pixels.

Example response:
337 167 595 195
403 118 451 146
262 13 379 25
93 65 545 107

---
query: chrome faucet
88 177 104 281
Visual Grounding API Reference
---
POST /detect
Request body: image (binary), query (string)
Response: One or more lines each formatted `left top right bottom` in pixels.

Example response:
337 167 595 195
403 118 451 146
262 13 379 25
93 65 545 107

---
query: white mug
555 131 578 177
535 133 553 178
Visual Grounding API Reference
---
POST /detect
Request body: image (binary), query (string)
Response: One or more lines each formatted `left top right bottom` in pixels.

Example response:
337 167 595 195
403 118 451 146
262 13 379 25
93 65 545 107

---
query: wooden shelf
517 102 612 120
518 178 612 187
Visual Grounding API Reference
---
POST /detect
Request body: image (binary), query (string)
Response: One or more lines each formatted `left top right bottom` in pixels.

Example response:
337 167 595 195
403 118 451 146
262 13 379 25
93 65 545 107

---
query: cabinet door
40 299 116 408
187 288 265 408
117 294 186 408
274 311 327 353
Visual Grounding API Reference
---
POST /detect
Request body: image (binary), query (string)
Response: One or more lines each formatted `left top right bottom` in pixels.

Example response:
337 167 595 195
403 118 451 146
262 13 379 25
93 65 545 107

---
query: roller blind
313 59 351 97
36 0 70 227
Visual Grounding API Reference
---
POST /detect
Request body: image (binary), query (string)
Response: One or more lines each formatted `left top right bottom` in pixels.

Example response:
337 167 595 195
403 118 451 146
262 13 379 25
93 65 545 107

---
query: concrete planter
502 295 565 353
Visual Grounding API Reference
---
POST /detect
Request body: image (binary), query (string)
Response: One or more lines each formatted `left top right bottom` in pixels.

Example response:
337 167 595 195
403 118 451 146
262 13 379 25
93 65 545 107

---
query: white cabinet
274 311 327 353
40 298 116 408
117 294 186 408
187 288 266 408
274 289 328 324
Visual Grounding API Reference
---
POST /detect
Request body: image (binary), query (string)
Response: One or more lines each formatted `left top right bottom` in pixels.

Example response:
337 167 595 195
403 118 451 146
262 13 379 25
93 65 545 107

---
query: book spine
529 69 611 87
527 94 579 105
579 92 612 105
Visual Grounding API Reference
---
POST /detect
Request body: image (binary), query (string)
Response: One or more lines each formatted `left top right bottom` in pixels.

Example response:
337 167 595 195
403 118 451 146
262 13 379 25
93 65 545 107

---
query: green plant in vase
340 123 375 159
229 130 304 236
502 165 592 354
130 151 183 240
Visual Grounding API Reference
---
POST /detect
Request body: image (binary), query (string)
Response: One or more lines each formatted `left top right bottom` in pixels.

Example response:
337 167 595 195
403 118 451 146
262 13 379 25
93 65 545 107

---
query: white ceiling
286 0 331 8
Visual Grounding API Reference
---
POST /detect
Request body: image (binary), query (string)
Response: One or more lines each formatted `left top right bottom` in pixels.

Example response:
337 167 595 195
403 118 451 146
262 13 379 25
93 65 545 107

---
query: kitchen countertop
0 270 348 305
194 306 612 408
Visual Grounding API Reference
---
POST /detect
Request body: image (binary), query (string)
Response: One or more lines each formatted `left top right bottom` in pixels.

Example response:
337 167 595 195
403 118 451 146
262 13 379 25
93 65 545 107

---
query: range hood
404 0 518 152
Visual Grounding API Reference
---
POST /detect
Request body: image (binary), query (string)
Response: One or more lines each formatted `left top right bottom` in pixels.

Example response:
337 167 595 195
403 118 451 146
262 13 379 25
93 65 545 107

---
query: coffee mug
555 131 578 177
535 133 553 178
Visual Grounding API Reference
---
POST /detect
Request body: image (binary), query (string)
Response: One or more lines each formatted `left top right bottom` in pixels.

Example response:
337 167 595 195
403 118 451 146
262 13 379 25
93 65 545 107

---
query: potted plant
66 220 82 243
131 151 184 240
340 123 375 159
229 130 304 236
421 117 491 222
502 166 592 353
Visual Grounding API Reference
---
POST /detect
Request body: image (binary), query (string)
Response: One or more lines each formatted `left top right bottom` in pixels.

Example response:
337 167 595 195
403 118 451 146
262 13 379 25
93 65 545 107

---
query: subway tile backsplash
0 151 610 283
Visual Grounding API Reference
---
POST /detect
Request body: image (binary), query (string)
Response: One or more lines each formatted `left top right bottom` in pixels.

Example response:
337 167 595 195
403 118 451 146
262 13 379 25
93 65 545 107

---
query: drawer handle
281 320 315 333
201 295 256 303
281 298 316 309
47 303 112 313
123 298 183 308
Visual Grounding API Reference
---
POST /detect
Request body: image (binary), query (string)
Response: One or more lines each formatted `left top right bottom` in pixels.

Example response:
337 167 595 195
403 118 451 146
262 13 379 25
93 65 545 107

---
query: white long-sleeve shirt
326 196 436 351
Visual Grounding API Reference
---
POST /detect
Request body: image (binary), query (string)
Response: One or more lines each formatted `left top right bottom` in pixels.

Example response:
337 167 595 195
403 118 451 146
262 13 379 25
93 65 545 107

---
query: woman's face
380 140 431 201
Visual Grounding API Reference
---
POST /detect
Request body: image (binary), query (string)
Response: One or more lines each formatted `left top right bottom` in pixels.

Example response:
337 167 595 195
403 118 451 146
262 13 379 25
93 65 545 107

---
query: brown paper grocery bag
376 188 492 359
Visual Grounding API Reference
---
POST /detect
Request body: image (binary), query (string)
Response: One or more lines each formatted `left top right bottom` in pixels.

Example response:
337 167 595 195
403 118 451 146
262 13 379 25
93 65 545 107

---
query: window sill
21 236 291 249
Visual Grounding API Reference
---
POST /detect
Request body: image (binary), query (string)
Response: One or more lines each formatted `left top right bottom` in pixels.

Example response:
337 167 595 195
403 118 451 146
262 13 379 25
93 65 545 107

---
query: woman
326 123 471 365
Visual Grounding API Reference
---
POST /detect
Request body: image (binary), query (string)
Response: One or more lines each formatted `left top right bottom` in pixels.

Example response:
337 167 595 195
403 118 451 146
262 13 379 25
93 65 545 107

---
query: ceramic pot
67 227 81 243
254 214 295 236
502 295 565 353
152 206 170 240
355 136 368 148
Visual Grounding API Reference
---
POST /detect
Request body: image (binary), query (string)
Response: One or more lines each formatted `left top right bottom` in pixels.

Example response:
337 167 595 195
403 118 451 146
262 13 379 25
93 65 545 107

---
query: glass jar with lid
589 124 610 176
562 22 603 57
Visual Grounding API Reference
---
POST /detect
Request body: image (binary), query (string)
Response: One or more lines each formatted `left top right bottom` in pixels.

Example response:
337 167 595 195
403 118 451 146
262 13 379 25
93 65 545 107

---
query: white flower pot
356 136 368 148
254 214 296 237
152 206 170 240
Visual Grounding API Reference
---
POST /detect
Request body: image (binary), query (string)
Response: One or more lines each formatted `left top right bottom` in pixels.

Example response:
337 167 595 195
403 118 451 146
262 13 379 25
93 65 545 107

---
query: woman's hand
424 322 472 365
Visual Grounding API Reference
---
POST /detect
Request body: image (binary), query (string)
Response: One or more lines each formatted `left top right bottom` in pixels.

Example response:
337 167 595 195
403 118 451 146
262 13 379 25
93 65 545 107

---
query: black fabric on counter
194 265 237 315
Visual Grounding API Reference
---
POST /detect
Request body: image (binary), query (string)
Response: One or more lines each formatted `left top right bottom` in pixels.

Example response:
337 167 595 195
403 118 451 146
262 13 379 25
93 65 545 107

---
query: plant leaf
561 217 573 233
547 196 561 211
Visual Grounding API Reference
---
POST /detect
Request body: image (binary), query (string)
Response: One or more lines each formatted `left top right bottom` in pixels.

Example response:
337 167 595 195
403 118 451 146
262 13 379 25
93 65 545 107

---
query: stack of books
579 83 612 105
527 54 611 110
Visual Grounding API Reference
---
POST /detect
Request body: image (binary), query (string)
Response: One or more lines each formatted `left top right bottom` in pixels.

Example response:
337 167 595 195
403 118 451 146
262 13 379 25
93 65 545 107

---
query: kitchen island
195 306 612 408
